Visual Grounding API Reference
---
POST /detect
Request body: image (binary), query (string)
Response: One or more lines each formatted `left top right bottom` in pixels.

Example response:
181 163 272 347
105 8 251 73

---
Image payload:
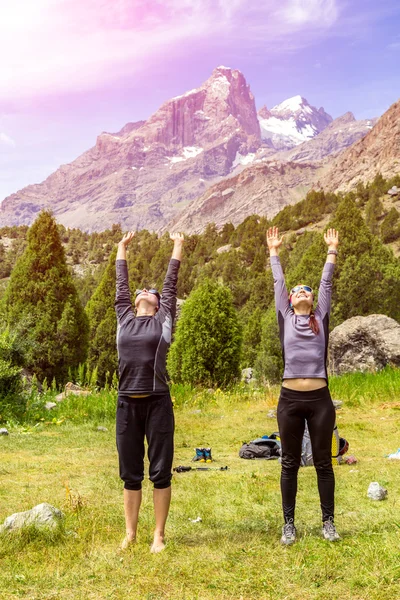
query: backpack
239 437 281 460
301 423 346 466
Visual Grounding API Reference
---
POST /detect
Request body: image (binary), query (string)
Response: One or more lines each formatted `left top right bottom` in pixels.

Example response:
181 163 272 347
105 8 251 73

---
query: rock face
328 314 400 375
0 67 261 232
258 96 333 150
169 160 318 233
0 503 64 533
320 99 400 192
275 112 377 163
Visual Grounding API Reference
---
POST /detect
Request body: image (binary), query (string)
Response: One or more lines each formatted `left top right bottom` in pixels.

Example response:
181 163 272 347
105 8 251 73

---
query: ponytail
309 310 319 335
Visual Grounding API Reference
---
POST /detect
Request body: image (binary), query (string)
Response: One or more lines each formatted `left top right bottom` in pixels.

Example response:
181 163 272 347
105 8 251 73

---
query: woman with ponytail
266 226 339 545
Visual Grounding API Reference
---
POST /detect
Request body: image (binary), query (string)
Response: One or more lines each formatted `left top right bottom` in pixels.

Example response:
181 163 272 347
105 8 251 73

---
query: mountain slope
169 160 318 233
0 67 261 231
274 112 376 163
320 99 400 191
169 99 399 232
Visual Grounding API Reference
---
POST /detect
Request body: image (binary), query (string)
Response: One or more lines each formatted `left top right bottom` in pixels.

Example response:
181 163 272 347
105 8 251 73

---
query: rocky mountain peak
258 95 333 150
258 105 271 119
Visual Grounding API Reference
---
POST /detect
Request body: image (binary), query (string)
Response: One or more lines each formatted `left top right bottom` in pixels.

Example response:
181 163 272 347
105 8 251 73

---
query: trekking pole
173 465 228 473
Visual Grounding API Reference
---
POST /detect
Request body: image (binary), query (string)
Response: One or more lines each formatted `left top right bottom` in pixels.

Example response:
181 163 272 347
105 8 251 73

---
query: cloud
279 0 338 26
0 0 379 102
0 133 16 148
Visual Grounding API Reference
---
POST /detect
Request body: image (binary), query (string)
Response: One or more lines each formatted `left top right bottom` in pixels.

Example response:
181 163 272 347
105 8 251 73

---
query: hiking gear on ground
278 386 335 523
271 255 334 381
290 285 313 295
204 448 213 462
387 448 400 459
322 518 340 541
192 448 206 462
345 455 357 464
281 520 296 545
239 437 281 460
331 427 349 463
173 465 228 473
339 437 349 456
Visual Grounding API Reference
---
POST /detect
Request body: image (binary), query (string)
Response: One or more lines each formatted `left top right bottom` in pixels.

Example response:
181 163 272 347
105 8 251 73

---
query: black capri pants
116 393 175 491
277 386 336 523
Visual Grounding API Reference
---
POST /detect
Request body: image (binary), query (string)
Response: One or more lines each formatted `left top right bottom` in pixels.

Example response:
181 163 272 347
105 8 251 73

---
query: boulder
216 244 232 254
328 314 400 375
55 382 91 402
241 367 254 384
0 503 64 533
0 428 9 435
388 186 399 196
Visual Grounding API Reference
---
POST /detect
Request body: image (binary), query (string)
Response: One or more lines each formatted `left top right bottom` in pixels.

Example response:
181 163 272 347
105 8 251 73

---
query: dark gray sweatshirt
115 258 180 396
270 255 335 381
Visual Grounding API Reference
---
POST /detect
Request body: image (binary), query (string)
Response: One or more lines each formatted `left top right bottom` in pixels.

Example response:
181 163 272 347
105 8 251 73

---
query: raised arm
158 233 184 320
115 232 135 324
316 228 339 318
267 227 291 317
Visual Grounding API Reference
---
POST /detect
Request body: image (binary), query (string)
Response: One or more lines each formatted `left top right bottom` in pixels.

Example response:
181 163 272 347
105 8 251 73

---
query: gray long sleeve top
115 258 180 396
271 255 335 381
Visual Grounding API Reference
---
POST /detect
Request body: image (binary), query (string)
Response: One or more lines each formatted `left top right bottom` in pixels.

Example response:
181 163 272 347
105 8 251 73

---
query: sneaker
322 518 340 541
192 448 206 462
281 520 296 545
204 447 213 463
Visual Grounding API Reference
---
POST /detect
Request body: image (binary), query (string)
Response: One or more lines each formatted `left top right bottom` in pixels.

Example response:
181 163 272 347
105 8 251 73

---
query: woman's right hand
266 227 283 251
119 231 135 247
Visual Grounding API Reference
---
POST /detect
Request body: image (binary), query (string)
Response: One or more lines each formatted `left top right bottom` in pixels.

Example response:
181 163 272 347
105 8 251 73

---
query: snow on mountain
258 96 333 150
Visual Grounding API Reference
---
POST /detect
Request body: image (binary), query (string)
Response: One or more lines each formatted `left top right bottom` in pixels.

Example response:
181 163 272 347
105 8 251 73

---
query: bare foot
150 533 165 553
120 532 136 550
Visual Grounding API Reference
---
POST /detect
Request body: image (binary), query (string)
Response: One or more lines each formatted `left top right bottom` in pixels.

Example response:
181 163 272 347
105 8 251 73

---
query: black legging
277 386 336 523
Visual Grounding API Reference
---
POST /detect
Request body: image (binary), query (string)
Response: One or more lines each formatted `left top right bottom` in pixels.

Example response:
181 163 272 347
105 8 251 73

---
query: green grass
0 369 399 599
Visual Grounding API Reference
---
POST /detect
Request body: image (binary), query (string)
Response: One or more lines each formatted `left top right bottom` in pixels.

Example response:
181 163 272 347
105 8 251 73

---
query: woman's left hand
324 228 339 249
170 232 185 245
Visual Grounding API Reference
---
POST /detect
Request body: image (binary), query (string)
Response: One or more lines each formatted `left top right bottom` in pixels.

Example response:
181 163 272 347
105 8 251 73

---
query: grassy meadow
0 369 399 600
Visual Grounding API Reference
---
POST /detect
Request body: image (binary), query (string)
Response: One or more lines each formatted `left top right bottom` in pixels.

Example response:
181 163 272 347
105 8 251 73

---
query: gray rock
221 187 235 197
328 314 400 375
175 298 185 322
388 186 399 196
216 244 232 254
267 409 277 419
97 426 108 432
45 402 57 411
332 400 343 409
296 227 306 236
0 428 9 435
367 482 388 501
0 503 64 533
241 367 253 384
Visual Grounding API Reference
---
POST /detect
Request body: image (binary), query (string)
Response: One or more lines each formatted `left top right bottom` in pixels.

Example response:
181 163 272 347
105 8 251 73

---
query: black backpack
239 437 281 460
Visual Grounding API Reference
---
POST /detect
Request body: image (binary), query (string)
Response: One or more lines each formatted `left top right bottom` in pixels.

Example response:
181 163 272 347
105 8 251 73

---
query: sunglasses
290 285 313 295
135 288 161 301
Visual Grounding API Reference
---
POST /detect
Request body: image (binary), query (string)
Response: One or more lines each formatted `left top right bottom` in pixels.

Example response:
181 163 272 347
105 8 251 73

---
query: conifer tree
381 208 400 243
86 247 118 385
167 280 242 387
365 191 383 235
2 211 88 382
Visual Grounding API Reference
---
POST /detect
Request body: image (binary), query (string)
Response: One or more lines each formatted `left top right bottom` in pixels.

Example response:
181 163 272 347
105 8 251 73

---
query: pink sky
1 0 400 202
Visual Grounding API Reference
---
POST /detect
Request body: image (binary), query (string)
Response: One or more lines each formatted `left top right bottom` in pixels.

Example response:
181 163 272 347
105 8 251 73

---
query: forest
1 172 400 416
